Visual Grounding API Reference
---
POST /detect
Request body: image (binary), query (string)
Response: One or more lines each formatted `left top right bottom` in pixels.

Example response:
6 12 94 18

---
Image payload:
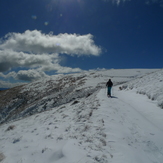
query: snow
0 69 163 163
121 69 163 108
98 88 163 163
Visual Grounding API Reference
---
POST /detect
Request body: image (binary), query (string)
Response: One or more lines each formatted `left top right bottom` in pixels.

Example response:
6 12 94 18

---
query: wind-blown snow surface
0 69 163 163
121 69 163 108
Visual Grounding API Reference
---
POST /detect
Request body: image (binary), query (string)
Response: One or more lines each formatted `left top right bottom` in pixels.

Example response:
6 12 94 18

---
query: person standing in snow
106 79 113 97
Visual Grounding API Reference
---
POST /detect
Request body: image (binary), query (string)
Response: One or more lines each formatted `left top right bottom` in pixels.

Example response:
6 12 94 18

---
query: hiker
106 79 113 97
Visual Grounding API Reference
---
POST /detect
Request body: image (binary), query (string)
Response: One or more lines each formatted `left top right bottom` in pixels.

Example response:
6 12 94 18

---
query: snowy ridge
0 69 156 124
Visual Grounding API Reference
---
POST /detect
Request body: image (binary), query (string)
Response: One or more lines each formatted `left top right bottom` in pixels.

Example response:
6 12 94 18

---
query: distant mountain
0 88 9 91
0 69 158 124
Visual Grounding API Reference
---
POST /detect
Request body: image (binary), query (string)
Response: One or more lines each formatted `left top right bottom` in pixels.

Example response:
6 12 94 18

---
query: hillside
0 68 163 163
0 69 157 124
121 69 163 108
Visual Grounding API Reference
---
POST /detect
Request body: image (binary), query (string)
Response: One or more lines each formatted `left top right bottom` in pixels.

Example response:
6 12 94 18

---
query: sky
0 0 163 87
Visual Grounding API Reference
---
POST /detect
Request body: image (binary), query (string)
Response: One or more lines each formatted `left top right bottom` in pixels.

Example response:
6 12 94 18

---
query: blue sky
0 0 163 87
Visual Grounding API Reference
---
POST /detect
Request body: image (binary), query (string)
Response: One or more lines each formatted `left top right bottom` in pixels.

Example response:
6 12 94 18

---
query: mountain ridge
0 69 158 124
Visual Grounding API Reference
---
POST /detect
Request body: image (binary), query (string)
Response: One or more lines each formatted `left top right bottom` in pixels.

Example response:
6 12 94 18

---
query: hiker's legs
107 87 111 96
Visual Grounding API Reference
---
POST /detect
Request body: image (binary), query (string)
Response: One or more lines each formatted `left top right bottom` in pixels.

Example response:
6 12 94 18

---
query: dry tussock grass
6 125 16 131
0 153 5 162
0 85 24 109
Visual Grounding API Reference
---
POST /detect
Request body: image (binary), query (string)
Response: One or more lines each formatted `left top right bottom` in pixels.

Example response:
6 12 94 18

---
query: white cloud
0 50 54 72
16 70 48 81
0 30 101 85
0 70 47 82
0 30 101 56
49 63 82 74
0 76 24 88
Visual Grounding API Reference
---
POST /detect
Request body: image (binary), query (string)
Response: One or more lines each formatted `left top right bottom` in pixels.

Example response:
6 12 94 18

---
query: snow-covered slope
0 68 163 163
121 69 163 108
0 69 157 124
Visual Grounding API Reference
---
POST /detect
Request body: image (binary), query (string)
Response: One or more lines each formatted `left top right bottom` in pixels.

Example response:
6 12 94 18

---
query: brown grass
0 153 5 162
6 125 16 131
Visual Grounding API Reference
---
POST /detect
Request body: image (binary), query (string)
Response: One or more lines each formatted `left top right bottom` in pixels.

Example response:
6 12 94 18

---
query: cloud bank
0 30 101 85
1 30 101 56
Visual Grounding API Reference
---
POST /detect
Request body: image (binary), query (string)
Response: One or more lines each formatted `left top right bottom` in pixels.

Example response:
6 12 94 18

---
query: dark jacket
106 80 113 87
